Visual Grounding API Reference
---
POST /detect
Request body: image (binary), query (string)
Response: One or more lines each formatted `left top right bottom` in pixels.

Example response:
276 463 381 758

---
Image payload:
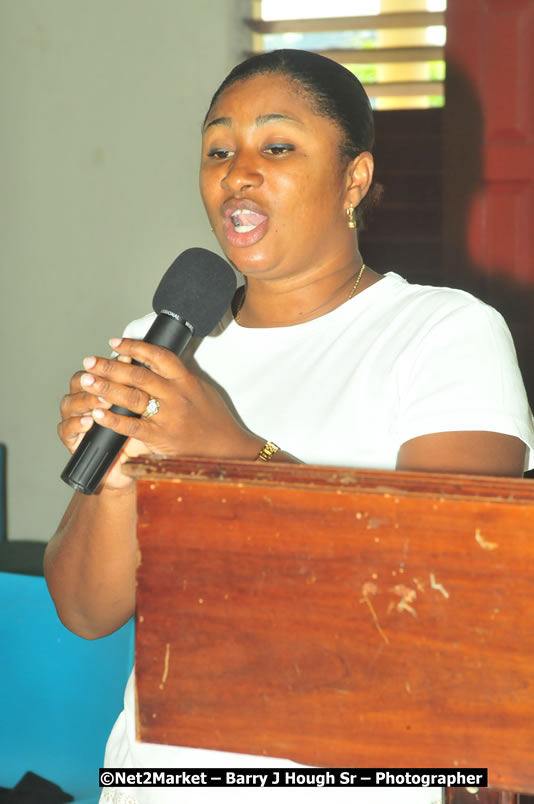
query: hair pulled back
204 49 381 225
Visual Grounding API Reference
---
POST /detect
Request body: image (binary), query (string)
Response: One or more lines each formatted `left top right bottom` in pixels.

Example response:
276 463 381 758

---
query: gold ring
141 397 160 419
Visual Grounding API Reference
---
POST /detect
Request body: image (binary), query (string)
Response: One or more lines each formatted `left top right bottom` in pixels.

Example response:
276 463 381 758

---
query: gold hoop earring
346 202 356 229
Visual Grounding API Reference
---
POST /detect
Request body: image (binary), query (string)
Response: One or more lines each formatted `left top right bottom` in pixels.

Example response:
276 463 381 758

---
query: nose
221 151 263 194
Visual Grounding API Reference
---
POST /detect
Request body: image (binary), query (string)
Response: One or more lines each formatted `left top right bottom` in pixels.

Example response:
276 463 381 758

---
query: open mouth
230 208 268 233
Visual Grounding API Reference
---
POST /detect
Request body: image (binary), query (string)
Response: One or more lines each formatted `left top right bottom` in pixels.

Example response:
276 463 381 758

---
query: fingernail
80 416 93 427
80 373 94 387
83 356 96 370
97 396 107 404
92 408 105 420
109 338 122 349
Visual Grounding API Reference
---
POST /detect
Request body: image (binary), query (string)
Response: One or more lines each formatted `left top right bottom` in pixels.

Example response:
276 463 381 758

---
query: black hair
204 49 381 225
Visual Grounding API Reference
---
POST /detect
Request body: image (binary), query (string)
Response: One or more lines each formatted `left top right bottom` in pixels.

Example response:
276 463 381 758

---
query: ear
345 151 374 208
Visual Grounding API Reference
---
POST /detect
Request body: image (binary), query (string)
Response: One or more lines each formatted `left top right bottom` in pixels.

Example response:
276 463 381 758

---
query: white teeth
231 209 259 233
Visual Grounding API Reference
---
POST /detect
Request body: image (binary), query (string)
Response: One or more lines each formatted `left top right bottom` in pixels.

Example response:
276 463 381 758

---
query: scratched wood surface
445 790 518 804
126 457 534 793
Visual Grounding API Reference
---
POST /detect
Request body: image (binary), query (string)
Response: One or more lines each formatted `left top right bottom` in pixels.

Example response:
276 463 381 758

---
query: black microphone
61 247 237 495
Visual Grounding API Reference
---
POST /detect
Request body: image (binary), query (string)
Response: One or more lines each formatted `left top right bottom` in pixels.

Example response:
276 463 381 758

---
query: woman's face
200 73 359 281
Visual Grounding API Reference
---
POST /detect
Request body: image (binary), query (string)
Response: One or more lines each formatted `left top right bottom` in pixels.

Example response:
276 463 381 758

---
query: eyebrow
203 113 303 132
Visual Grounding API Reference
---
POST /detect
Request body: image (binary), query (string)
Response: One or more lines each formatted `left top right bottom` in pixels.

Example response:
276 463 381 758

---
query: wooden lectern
125 457 534 803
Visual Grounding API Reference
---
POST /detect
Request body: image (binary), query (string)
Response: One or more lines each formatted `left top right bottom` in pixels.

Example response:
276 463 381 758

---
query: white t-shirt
100 273 534 804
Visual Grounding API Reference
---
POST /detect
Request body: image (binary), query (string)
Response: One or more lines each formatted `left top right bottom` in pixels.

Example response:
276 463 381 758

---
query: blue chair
0 571 134 803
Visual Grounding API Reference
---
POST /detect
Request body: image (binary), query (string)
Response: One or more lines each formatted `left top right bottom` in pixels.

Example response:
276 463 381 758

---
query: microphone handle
61 315 192 495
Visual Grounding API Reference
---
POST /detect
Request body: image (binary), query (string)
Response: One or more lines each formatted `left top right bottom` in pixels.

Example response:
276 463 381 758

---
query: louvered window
246 0 446 110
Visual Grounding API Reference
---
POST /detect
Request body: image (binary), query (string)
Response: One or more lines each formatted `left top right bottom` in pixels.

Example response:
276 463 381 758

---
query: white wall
0 0 247 541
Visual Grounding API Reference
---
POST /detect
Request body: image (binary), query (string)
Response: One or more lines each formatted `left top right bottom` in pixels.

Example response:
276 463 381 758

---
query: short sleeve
108 313 156 358
395 299 534 471
121 313 156 340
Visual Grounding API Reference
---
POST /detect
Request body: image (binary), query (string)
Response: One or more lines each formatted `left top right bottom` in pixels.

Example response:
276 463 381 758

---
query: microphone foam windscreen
153 248 237 337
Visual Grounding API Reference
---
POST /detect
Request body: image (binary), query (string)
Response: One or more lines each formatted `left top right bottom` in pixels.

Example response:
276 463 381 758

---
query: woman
45 50 534 804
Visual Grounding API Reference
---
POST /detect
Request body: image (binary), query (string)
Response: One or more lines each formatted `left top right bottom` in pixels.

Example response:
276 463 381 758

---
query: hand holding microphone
60 248 238 495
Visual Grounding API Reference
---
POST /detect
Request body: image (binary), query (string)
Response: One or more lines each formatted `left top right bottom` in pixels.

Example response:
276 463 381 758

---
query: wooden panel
485 0 533 143
480 181 532 282
129 457 534 793
482 0 534 282
444 0 534 405
445 0 534 280
446 790 518 804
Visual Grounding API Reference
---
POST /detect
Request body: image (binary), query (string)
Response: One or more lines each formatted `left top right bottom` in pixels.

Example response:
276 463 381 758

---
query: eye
206 147 234 160
263 143 295 156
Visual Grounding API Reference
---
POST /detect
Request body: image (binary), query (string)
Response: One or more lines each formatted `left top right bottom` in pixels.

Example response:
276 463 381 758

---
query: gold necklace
235 263 366 325
347 261 366 300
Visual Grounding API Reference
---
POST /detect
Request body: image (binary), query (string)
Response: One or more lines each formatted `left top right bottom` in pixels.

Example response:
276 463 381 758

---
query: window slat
246 11 445 35
246 47 444 64
316 46 443 64
363 81 444 98
249 4 447 109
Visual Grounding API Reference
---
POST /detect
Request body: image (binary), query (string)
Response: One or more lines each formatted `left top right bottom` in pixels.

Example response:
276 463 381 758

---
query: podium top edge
123 456 534 504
